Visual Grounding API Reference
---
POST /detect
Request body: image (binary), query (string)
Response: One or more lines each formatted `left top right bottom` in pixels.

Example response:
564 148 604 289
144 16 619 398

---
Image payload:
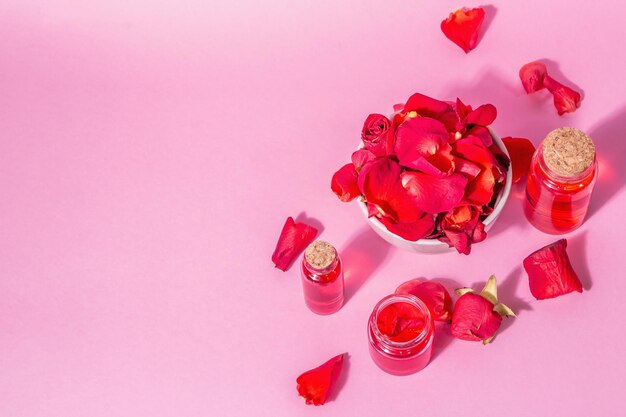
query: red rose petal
440 205 486 255
523 239 583 300
466 125 493 147
544 75 581 115
502 137 536 183
378 214 435 242
351 149 376 171
271 217 318 271
453 136 502 206
465 104 497 127
331 163 360 202
358 158 421 223
451 293 502 341
395 279 453 322
296 354 344 406
454 156 482 178
395 117 455 176
361 113 395 156
401 171 467 214
519 61 548 93
402 92 458 131
440 7 486 53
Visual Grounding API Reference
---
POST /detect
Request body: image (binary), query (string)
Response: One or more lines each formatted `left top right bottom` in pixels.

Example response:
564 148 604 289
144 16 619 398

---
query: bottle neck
536 145 596 184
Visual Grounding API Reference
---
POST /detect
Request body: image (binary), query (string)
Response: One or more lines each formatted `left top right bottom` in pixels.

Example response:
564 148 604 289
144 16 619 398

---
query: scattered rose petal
519 61 547 93
440 205 486 255
331 163 360 202
544 76 581 115
351 149 376 171
523 239 583 300
271 217 318 271
395 117 455 176
358 158 422 223
440 7 486 53
502 137 536 183
401 171 468 214
395 279 453 322
519 61 582 115
378 214 435 241
296 354 344 406
452 276 515 344
361 114 395 156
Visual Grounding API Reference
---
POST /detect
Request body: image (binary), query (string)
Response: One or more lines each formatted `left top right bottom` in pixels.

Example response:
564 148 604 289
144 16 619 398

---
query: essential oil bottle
301 241 344 315
524 127 598 234
367 293 434 375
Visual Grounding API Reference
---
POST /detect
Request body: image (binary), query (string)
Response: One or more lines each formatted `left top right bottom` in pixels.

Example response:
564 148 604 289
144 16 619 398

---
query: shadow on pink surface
295 211 325 235
325 353 349 404
587 106 626 220
494 266 533 337
341 227 392 304
478 5 498 46
567 231 592 290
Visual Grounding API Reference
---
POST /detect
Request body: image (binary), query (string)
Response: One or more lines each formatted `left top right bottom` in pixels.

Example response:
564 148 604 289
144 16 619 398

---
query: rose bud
523 239 583 300
361 114 395 157
395 279 453 322
296 354 344 406
451 275 515 344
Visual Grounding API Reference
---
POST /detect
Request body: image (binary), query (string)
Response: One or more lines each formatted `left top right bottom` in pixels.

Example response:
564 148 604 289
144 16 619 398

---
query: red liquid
524 151 597 234
368 294 434 376
301 257 344 315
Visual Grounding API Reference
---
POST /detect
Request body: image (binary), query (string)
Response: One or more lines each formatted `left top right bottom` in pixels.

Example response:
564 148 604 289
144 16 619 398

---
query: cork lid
542 127 595 177
304 241 336 270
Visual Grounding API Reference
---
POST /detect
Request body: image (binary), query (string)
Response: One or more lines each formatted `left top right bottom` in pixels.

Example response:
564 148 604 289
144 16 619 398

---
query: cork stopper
304 241 336 270
542 127 595 177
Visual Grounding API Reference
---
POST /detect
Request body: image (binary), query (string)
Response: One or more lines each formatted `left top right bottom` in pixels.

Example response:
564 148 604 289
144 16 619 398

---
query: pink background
1 1 625 416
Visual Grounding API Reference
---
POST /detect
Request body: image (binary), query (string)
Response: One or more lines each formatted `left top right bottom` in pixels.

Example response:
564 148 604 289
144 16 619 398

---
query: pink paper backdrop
1 1 625 416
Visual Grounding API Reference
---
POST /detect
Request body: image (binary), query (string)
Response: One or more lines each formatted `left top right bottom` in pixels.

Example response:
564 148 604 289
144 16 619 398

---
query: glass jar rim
369 293 433 349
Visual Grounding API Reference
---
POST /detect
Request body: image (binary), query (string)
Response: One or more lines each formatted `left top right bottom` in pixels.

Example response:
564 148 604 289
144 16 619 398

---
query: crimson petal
395 279 453 322
544 75 581 115
402 92 458 131
378 214 435 242
440 205 486 255
502 137 536 183
331 163 360 202
358 158 421 223
395 117 455 176
401 171 467 214
519 61 548 93
271 217 318 271
451 293 502 341
351 149 376 171
523 239 583 300
465 104 497 127
440 7 486 53
296 354 344 406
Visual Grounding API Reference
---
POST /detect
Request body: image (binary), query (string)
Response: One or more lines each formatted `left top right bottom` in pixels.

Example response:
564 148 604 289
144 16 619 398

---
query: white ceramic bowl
358 128 512 253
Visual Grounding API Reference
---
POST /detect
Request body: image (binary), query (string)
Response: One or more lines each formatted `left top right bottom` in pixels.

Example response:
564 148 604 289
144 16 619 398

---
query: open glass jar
367 293 434 375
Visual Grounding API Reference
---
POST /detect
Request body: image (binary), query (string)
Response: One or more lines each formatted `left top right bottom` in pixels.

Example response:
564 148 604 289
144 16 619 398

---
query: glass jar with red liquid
367 293 434 376
300 241 344 315
525 127 597 234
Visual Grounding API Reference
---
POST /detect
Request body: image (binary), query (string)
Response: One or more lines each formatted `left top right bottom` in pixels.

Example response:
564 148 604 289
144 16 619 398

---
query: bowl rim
357 127 513 248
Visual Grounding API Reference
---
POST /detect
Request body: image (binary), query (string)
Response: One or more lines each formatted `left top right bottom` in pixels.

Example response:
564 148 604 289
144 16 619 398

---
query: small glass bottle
301 241 344 315
367 293 434 376
525 127 598 234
